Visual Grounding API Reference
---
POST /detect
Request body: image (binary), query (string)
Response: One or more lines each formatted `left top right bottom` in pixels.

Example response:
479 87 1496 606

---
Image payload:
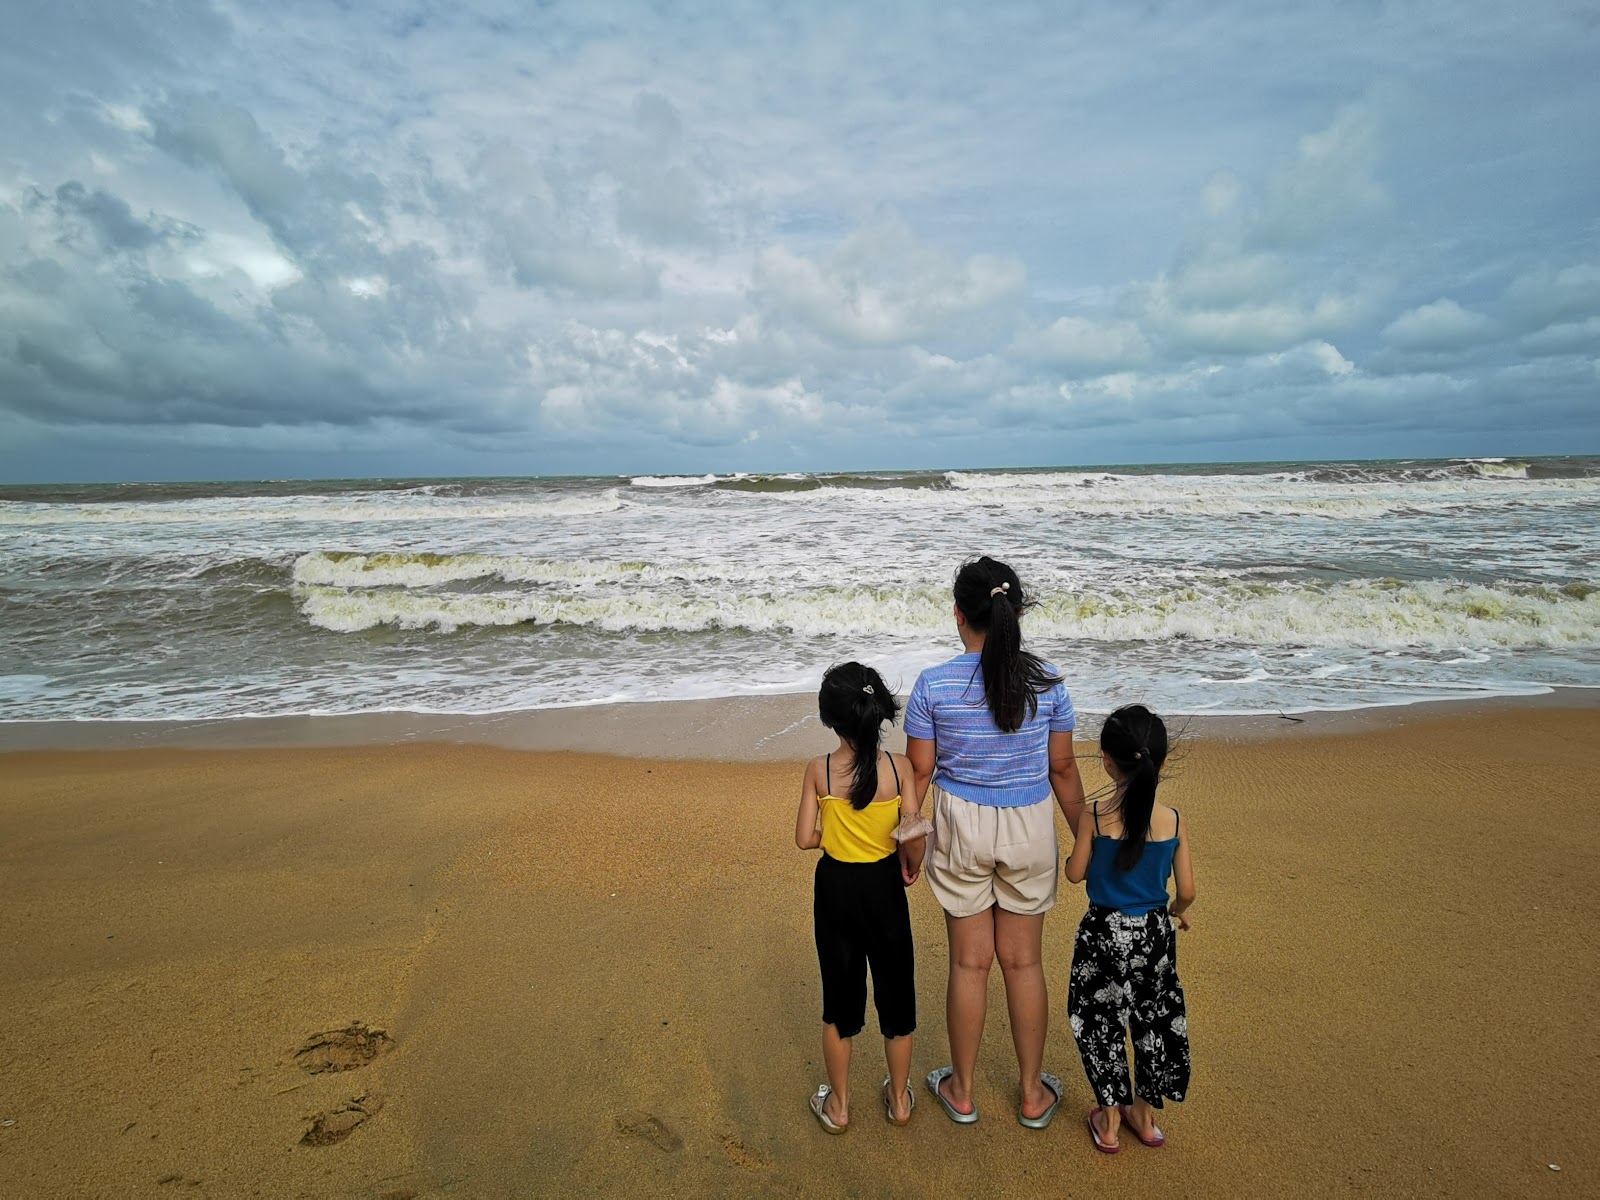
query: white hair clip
989 582 1010 597
862 684 875 694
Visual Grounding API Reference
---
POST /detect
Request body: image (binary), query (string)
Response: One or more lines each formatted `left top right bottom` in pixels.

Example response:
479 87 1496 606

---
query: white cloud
755 218 1026 347
1380 298 1494 351
1144 281 1363 354
1253 104 1387 248
1015 316 1151 371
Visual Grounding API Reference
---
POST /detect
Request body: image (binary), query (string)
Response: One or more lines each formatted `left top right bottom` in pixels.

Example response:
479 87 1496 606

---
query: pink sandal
1117 1103 1165 1147
1087 1107 1121 1154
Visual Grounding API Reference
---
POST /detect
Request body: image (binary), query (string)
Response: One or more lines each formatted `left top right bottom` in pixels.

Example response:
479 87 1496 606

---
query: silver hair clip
989 581 1010 597
862 684 875 694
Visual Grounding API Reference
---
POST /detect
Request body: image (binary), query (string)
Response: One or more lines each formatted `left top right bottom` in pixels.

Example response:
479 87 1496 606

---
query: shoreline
3 684 1597 758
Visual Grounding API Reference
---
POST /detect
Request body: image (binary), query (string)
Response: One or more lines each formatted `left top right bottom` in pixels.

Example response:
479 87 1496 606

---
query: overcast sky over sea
1 1 1597 484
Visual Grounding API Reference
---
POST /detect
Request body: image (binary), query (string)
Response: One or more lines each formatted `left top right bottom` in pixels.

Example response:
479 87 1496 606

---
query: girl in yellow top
795 661 927 1133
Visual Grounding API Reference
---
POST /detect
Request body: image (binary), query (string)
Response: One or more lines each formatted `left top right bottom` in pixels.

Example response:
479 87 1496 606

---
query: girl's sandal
881 1075 915 1126
1117 1103 1165 1147
809 1084 846 1134
1087 1107 1121 1154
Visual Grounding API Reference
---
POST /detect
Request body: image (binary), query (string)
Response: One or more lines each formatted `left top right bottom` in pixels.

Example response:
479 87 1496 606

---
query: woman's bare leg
942 907 995 1114
994 908 1052 1118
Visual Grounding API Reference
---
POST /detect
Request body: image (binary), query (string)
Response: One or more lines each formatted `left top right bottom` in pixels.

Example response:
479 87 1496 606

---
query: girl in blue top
1064 704 1195 1154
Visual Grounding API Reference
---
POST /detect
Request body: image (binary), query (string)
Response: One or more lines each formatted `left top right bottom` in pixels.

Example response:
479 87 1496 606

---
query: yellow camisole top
818 753 903 863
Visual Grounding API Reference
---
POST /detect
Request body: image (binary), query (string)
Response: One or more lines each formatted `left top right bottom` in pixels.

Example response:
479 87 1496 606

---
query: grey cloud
2 0 1597 480
44 182 190 251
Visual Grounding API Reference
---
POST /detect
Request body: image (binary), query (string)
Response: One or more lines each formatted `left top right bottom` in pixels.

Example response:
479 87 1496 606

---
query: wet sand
1 704 1596 1196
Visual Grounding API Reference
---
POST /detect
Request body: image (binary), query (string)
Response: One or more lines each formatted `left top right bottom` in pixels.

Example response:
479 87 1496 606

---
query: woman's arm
1049 729 1086 836
1064 804 1096 884
795 757 822 850
1169 812 1196 928
902 738 936 884
894 752 927 883
906 736 935 808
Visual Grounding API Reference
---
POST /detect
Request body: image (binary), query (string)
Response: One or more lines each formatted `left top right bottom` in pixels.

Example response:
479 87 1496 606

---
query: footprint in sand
614 1111 683 1153
301 1094 385 1147
294 1022 393 1074
720 1135 770 1170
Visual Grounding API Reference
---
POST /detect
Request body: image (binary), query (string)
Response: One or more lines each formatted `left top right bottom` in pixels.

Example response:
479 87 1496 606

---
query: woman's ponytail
817 662 901 809
952 557 1059 733
1099 704 1169 871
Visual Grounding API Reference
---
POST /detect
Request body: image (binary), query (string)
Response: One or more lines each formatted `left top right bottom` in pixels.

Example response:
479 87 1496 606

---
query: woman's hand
899 846 922 886
1168 906 1190 931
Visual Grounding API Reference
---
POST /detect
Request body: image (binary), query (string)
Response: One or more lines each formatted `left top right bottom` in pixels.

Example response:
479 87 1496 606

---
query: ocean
2 457 1597 724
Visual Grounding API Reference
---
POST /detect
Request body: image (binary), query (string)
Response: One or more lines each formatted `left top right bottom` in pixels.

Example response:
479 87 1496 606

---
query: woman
901 556 1085 1128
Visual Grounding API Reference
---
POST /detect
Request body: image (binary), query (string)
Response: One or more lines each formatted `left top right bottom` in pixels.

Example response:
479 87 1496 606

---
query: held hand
1168 907 1190 931
901 860 921 887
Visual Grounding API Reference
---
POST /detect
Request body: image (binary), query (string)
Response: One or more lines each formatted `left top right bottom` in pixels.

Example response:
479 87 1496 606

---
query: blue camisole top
1084 807 1180 916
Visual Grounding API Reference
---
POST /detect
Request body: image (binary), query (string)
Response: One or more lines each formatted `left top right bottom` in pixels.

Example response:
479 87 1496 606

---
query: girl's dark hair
818 662 901 809
952 556 1060 733
1099 704 1169 871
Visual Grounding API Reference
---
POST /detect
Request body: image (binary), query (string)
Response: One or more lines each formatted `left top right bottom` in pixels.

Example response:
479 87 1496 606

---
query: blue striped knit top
903 652 1076 808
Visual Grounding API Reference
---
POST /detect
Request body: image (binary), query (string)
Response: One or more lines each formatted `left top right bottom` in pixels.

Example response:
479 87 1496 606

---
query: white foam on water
292 550 734 589
0 489 629 526
291 576 1600 649
6 459 1599 722
630 473 746 487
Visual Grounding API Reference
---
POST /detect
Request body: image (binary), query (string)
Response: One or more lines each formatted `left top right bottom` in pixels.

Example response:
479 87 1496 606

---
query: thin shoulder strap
825 753 831 795
1092 802 1101 835
1174 808 1180 836
886 751 901 793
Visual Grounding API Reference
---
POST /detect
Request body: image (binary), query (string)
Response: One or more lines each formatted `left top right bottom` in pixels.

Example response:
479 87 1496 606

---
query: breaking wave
294 575 1600 649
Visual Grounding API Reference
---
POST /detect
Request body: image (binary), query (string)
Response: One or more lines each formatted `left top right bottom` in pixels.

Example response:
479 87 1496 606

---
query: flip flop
1017 1072 1064 1129
809 1084 846 1134
1087 1107 1121 1154
1117 1103 1165 1147
881 1075 915 1126
925 1066 979 1125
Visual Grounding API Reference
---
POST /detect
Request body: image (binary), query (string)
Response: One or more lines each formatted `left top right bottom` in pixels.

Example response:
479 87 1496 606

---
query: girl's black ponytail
1099 704 1169 871
952 556 1060 733
818 662 901 809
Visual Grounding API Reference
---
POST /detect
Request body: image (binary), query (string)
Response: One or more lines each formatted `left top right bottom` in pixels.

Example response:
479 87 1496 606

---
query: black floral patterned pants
1067 904 1191 1109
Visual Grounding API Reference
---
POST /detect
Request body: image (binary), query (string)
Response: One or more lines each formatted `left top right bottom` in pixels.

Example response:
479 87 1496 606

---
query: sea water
2 457 1597 722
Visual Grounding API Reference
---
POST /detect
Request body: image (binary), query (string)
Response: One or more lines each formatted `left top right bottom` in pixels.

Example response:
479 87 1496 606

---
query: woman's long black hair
1099 703 1169 871
818 661 901 809
952 556 1060 734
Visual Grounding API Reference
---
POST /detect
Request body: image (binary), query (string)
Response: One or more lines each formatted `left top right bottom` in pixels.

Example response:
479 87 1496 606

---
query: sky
1 0 1597 482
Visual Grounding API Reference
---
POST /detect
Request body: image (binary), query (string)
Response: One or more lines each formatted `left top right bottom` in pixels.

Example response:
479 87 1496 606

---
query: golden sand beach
1 703 1596 1196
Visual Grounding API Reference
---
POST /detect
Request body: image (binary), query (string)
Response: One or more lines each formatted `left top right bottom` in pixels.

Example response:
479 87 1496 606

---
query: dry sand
1 706 1597 1197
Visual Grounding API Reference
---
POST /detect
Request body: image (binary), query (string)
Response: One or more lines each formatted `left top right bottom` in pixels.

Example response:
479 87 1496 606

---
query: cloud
1014 316 1151 372
1380 298 1495 351
754 218 1026 347
1252 104 1387 249
1504 261 1600 328
1520 316 1600 357
0 1 1597 479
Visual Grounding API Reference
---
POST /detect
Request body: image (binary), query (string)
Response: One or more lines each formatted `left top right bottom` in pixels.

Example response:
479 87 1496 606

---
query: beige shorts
925 783 1059 919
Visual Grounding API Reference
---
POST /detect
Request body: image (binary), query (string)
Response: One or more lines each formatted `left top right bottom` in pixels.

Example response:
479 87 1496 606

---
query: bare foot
824 1090 849 1129
1091 1105 1121 1149
1119 1102 1163 1144
938 1074 975 1116
884 1079 912 1123
1019 1077 1056 1121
